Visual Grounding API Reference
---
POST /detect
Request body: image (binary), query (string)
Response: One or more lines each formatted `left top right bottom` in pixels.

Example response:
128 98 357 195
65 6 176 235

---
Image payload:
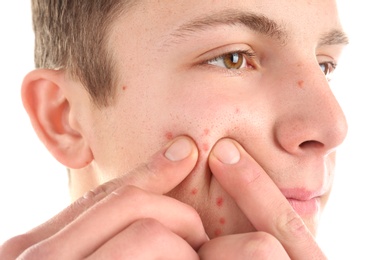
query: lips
281 188 323 216
286 197 320 216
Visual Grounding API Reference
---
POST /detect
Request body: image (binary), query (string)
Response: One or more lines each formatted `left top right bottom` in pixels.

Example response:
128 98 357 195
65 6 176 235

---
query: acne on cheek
190 188 198 195
216 196 224 207
202 143 210 152
297 80 304 88
214 228 223 237
213 216 227 237
213 197 227 237
213 217 227 237
164 128 212 152
165 131 174 140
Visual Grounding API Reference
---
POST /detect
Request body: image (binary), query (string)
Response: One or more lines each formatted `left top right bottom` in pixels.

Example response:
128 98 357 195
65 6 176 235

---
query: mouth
286 197 320 216
281 188 323 216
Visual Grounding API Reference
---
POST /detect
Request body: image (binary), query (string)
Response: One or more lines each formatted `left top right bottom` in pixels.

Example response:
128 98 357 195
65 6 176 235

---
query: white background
0 1 389 259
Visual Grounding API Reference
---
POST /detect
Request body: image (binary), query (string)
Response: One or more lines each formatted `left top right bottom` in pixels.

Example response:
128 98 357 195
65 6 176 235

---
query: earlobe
21 69 93 169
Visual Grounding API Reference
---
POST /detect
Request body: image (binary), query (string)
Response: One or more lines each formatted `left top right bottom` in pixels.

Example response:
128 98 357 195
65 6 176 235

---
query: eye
319 62 337 81
207 51 254 70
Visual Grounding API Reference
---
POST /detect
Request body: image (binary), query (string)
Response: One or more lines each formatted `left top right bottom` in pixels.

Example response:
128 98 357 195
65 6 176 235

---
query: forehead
106 0 346 72
111 0 343 43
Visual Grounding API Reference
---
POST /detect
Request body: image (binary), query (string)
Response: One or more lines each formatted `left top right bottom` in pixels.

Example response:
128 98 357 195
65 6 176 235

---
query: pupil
232 53 239 63
320 63 328 75
223 53 243 69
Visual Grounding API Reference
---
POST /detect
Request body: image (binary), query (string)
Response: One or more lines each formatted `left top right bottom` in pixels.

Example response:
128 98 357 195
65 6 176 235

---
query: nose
273 61 348 157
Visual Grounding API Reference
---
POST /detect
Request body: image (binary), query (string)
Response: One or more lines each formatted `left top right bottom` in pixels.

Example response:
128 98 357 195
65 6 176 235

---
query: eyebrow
170 9 287 43
319 29 349 46
167 9 349 47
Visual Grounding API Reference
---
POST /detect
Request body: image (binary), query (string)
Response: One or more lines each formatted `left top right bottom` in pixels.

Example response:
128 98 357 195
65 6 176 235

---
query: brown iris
320 62 336 81
223 52 244 69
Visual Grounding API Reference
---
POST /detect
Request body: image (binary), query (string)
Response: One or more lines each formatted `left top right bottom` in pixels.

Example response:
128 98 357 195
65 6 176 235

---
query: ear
21 69 93 169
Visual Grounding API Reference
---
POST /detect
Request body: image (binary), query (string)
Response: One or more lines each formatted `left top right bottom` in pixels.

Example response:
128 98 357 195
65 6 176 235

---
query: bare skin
1 137 324 259
0 0 348 258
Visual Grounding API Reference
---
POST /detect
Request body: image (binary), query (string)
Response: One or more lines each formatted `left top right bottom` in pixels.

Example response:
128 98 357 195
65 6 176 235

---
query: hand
199 138 326 259
0 136 208 259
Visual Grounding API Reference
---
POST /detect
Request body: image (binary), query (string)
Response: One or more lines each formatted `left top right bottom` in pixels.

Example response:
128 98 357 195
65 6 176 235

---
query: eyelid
207 49 256 63
197 44 260 69
316 54 337 64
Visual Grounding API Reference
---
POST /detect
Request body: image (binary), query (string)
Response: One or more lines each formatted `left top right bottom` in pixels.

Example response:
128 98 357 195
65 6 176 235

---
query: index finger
208 138 326 260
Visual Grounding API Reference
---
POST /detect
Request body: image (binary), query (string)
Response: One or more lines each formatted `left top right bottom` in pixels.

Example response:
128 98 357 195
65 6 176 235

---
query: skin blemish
203 128 210 136
122 85 127 90
298 80 304 88
216 197 224 207
219 217 226 225
191 188 198 195
202 143 210 152
235 107 240 114
214 228 222 237
165 132 173 140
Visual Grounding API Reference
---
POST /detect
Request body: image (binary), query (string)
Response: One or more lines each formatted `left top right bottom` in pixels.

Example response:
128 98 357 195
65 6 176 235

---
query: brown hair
32 0 134 106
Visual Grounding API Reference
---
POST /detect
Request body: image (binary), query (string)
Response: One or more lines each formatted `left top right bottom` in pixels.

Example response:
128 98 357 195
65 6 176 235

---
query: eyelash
206 49 257 70
319 61 337 81
205 50 338 80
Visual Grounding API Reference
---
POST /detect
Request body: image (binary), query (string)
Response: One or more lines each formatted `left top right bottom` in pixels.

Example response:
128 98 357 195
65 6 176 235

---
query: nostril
299 140 324 150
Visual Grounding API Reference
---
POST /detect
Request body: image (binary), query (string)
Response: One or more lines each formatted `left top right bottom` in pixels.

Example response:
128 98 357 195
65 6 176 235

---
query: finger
86 218 200 260
32 186 207 258
209 138 326 259
198 232 289 260
9 136 199 256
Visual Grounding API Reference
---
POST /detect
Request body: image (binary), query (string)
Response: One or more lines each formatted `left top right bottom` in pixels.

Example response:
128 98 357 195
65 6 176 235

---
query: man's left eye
208 51 251 70
320 62 337 81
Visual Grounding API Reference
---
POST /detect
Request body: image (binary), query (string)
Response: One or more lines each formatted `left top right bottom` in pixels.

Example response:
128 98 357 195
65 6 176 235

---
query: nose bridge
274 60 348 156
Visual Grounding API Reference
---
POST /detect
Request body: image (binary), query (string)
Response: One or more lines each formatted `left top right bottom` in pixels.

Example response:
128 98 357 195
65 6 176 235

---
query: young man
1 0 349 258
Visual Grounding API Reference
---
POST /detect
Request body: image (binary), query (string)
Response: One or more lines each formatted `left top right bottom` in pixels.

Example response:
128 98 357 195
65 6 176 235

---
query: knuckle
6 238 55 260
112 184 146 201
132 218 172 243
181 203 203 225
107 185 152 208
242 232 284 259
93 179 122 198
0 234 32 260
277 207 308 242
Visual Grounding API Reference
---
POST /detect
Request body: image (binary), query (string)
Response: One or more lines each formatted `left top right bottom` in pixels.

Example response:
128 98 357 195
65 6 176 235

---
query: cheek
161 105 240 157
160 93 270 160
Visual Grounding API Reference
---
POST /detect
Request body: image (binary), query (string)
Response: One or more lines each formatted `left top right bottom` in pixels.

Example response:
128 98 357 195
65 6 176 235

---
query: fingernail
213 139 240 164
165 138 193 161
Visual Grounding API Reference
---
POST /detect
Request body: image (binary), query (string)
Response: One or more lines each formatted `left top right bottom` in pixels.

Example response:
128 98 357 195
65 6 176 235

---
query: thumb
90 135 199 197
17 136 198 250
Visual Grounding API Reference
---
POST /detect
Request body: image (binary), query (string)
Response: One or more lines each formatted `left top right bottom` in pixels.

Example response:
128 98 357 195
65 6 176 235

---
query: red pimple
235 107 240 114
219 217 226 225
203 128 210 136
165 132 173 140
214 228 222 237
202 143 210 152
191 188 198 195
216 197 224 207
298 80 304 88
122 85 127 90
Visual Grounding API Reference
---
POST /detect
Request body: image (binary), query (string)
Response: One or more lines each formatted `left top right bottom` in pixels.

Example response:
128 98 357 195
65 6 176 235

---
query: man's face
75 0 348 238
